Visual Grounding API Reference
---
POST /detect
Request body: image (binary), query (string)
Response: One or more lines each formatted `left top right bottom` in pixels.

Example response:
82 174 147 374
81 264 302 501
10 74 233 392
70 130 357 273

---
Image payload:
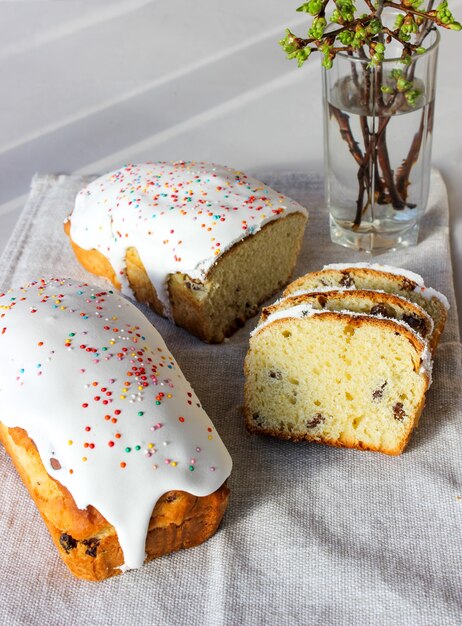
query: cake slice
284 263 448 350
244 305 431 455
260 289 434 345
65 161 308 343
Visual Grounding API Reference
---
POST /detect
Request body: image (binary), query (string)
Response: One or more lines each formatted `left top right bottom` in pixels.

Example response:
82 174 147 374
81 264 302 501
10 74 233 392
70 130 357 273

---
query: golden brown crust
285 267 420 295
0 422 229 581
243 403 425 456
64 219 122 291
125 247 166 316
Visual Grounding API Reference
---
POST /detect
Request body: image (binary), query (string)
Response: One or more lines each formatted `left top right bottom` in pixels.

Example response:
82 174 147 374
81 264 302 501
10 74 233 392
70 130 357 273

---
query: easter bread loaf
0 278 232 580
66 162 308 343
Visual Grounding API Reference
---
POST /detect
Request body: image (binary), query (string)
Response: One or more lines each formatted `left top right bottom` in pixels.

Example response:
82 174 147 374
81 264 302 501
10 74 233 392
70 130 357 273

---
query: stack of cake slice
244 263 449 455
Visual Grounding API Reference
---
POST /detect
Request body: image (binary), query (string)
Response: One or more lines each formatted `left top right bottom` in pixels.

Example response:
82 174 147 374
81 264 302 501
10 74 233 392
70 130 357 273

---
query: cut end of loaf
66 212 308 343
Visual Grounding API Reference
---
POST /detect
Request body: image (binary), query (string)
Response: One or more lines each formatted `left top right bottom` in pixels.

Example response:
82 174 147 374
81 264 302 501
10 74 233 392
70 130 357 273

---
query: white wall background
0 0 461 310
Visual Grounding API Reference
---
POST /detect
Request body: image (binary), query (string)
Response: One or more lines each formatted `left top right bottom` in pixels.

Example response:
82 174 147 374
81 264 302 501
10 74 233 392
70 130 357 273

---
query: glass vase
322 30 439 252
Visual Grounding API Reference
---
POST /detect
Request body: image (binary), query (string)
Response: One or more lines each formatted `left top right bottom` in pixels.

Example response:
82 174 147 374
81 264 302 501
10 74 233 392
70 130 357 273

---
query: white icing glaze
413 285 450 310
252 303 318 334
70 162 308 317
419 343 433 385
0 278 232 571
289 286 352 296
322 262 449 310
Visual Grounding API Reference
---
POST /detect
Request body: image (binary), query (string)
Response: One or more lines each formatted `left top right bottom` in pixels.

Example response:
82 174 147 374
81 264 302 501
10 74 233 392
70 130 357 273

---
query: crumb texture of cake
244 262 448 455
284 263 448 351
0 279 232 580
66 161 308 342
244 309 430 455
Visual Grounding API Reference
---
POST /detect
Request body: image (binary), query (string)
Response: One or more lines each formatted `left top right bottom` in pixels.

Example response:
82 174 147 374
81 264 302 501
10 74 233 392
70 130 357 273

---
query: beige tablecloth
0 171 460 626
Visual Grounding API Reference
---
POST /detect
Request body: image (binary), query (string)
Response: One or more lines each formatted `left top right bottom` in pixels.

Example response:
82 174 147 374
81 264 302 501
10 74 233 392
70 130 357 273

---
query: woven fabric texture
0 171 460 626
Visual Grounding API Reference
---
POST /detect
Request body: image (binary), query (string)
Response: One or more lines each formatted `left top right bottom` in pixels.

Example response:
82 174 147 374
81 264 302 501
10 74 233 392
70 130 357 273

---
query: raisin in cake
65 162 308 343
0 278 232 581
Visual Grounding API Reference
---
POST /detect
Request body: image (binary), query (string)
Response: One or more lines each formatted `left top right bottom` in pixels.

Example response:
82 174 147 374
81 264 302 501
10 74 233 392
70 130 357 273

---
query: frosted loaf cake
0 278 232 580
66 162 308 343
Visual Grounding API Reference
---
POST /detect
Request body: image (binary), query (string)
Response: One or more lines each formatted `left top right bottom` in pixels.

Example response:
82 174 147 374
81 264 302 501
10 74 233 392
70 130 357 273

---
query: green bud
338 30 355 45
279 29 303 58
435 0 460 27
330 9 342 23
296 47 312 67
391 68 403 79
416 47 426 54
308 0 324 15
395 14 404 28
380 86 394 94
375 42 385 53
398 28 412 42
369 54 383 66
337 0 356 22
368 18 382 35
322 56 333 69
342 11 355 21
309 16 327 39
449 21 462 30
405 88 421 106
297 0 323 15
397 77 413 91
